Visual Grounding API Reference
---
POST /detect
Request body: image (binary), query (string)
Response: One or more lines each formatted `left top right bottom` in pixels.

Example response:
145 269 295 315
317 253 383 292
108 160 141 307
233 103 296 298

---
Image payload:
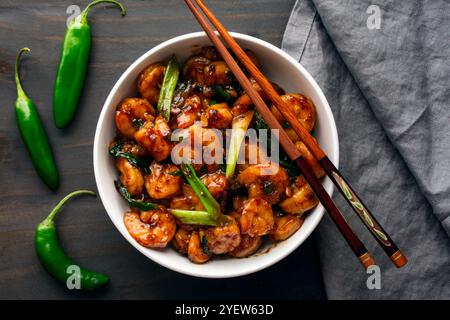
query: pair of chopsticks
185 0 407 269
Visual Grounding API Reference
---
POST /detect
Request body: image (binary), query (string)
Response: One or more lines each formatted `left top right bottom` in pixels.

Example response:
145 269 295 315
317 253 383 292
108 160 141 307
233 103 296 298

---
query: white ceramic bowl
94 32 339 278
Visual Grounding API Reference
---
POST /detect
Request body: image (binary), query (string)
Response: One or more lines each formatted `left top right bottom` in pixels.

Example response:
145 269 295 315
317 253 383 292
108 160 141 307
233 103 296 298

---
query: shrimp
124 209 176 248
295 141 324 179
137 63 165 105
240 198 274 237
145 162 182 199
170 184 205 211
183 55 211 84
201 172 227 200
204 61 233 87
172 228 191 254
117 139 148 158
201 46 220 61
115 98 155 138
237 163 289 204
228 209 262 258
188 231 211 264
229 235 262 258
134 115 172 161
204 216 241 254
205 103 233 129
116 157 144 196
175 94 203 129
232 78 284 116
270 214 304 241
271 94 316 138
232 78 262 116
279 176 319 215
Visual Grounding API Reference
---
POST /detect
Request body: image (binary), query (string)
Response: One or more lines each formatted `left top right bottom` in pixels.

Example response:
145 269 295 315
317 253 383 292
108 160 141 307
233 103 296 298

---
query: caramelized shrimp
137 63 165 105
115 98 155 138
116 157 144 196
205 103 233 129
240 198 274 237
232 78 283 116
228 209 262 258
172 228 191 254
229 235 262 258
134 115 172 161
204 61 233 86
295 141 324 178
145 162 182 199
124 209 176 248
188 231 211 264
117 139 148 158
183 55 211 84
201 172 227 200
270 214 304 241
201 46 220 61
232 78 262 116
204 216 241 254
237 163 289 204
175 94 203 129
170 184 205 211
279 176 319 215
271 94 316 138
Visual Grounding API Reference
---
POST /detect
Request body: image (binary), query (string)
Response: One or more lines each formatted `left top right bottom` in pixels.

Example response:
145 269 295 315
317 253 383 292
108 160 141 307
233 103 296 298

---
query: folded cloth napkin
282 0 450 299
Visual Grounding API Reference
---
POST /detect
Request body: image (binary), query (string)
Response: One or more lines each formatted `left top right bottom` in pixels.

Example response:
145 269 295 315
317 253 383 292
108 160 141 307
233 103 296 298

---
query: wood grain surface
0 0 326 299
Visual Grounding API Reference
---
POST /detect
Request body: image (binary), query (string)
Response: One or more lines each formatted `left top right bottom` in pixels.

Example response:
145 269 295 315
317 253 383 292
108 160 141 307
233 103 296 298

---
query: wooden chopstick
184 0 375 270
191 0 407 268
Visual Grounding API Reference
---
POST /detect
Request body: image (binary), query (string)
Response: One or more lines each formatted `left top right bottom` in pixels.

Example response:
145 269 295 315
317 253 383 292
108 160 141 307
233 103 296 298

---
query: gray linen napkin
282 0 450 299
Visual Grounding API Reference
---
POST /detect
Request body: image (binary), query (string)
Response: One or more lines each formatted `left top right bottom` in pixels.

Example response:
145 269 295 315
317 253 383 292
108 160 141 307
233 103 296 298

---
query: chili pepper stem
81 0 126 23
42 190 96 227
14 47 30 99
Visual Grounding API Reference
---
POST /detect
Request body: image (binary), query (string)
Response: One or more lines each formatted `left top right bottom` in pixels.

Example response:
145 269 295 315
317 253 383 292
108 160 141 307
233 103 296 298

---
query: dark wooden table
0 0 326 299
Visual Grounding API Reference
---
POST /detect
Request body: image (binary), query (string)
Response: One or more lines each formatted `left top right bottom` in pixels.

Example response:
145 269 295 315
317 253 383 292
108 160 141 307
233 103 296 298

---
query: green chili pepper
53 0 126 128
35 190 108 290
114 180 159 211
15 48 59 190
157 55 179 121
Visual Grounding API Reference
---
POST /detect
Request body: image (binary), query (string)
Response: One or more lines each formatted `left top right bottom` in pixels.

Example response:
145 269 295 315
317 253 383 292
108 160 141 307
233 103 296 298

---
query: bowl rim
93 31 339 278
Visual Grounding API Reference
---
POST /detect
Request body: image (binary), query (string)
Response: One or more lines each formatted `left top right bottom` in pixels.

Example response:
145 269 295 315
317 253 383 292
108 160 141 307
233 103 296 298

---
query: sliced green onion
157 55 179 121
226 111 254 179
168 209 218 226
180 163 227 226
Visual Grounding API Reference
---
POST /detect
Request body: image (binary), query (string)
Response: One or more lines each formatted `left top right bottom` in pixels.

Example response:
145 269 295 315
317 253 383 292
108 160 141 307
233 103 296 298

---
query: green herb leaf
109 144 149 174
115 180 159 211
215 85 231 101
201 235 210 255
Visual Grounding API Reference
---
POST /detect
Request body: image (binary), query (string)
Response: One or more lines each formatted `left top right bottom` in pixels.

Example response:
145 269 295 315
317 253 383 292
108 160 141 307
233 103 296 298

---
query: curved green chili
53 0 126 128
35 190 108 290
15 48 59 190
